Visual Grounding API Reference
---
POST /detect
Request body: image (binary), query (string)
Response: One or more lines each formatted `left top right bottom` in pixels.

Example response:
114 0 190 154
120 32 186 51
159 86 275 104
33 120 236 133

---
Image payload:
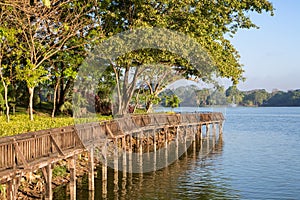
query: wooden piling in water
88 148 95 191
219 122 223 135
69 155 76 200
7 178 17 200
44 164 52 200
113 138 119 193
153 129 157 153
206 123 210 139
102 140 107 196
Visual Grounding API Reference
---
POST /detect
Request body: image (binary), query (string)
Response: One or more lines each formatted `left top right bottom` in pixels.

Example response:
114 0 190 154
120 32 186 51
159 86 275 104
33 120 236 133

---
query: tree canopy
0 0 274 119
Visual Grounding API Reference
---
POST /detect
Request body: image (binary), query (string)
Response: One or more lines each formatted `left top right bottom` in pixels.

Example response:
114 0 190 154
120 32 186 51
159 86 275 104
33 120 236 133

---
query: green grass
0 114 75 137
0 111 112 137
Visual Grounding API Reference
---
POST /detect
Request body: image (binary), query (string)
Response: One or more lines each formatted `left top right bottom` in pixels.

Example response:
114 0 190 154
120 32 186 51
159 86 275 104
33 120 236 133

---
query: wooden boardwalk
0 112 224 199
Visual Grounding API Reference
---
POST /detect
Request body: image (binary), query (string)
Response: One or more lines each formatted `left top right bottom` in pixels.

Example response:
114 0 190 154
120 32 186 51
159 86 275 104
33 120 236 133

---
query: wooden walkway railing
0 112 224 184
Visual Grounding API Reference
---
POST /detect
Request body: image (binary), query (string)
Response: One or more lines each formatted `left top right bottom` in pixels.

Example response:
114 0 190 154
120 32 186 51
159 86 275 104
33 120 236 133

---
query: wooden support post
113 138 119 193
69 155 76 200
212 129 216 148
193 126 196 141
206 133 210 153
212 123 217 137
44 164 53 200
153 129 156 153
153 148 157 172
199 135 203 157
139 132 143 154
199 124 203 140
193 134 196 160
147 132 150 153
128 134 133 175
121 136 127 195
164 127 168 148
88 191 95 200
139 151 143 174
206 123 210 139
219 122 223 135
102 140 107 197
88 148 95 191
164 144 168 168
7 178 17 200
175 126 179 159
184 126 187 155
129 133 132 152
122 136 127 172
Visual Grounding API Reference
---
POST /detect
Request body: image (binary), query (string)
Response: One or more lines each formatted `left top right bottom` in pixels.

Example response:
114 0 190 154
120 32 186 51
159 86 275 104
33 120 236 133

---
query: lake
55 107 300 199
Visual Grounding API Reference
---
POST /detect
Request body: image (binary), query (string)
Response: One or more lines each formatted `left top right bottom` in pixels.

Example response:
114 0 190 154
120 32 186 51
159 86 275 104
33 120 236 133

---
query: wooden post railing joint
49 133 65 156
12 138 29 169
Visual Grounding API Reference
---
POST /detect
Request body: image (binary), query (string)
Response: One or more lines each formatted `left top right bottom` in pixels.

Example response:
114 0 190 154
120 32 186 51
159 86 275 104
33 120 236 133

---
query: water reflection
62 134 240 200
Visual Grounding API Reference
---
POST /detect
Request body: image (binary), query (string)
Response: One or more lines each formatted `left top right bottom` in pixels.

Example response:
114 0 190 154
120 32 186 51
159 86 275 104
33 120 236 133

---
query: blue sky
230 0 300 92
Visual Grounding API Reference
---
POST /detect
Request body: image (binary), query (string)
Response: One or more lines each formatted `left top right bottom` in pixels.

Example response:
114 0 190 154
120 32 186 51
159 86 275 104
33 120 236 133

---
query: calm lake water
54 107 300 199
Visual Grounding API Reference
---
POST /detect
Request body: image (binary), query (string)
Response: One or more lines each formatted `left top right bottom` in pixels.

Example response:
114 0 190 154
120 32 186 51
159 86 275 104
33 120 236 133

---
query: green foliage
53 165 68 178
207 86 227 106
0 88 4 112
0 1 275 122
133 108 147 114
0 183 6 198
42 0 51 8
16 60 48 89
165 94 181 109
226 86 244 104
264 90 300 106
243 89 269 106
100 0 274 84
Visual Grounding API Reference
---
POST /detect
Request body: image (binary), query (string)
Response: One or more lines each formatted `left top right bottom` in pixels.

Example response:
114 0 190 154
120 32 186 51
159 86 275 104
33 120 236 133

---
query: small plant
52 165 68 178
0 184 6 199
165 94 181 111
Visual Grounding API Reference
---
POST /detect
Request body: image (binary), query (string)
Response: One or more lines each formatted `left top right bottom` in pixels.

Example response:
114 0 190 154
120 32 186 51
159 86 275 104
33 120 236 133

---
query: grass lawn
0 104 112 137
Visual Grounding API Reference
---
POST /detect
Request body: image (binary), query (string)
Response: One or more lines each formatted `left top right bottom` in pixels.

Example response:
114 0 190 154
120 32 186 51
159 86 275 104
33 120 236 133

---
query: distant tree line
226 86 300 107
157 85 300 107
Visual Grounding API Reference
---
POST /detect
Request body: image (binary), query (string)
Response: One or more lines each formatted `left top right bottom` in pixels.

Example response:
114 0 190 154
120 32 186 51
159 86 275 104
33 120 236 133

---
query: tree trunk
146 102 153 113
3 82 9 122
52 79 60 118
28 87 34 121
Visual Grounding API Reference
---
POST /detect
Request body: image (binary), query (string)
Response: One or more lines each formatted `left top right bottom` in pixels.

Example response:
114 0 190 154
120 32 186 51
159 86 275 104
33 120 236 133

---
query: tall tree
0 8 20 122
1 0 99 120
97 0 274 115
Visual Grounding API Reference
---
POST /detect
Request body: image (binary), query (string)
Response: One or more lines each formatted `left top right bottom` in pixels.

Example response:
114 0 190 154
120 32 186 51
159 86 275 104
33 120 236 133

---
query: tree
207 86 227 106
0 8 21 122
96 0 274 115
49 44 85 117
136 64 182 113
242 89 269 106
165 94 181 110
226 86 244 105
197 88 210 106
1 0 99 120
